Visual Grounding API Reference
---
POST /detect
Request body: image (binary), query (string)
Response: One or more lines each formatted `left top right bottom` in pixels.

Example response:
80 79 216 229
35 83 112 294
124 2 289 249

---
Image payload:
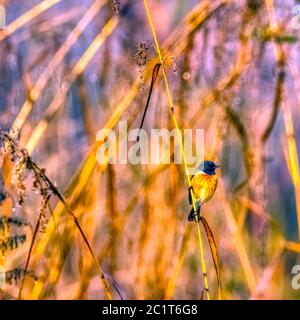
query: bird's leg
188 207 195 222
187 186 201 222
188 186 194 205
195 202 201 220
188 202 201 222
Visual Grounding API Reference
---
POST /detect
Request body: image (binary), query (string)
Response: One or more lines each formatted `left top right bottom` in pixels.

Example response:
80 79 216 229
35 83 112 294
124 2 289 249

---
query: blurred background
0 0 300 299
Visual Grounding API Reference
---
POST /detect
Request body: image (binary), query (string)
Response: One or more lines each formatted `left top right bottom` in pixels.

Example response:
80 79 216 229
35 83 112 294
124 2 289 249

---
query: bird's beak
215 164 222 169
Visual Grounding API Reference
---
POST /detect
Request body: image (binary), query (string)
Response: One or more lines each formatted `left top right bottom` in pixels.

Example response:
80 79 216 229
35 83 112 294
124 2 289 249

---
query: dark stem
137 63 161 141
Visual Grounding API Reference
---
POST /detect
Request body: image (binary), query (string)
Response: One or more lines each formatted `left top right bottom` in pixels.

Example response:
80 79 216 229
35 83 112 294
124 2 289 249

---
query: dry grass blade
200 217 222 299
25 16 118 154
0 0 61 42
265 0 300 242
18 166 52 300
137 63 161 141
143 0 214 300
285 241 300 254
12 0 106 132
0 130 113 300
218 180 257 294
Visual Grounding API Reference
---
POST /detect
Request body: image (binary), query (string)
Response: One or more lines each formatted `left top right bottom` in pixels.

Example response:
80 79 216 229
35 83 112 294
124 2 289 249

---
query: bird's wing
192 174 218 204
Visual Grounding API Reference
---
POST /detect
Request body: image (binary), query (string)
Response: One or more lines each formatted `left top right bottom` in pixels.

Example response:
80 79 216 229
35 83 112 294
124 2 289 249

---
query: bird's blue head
197 161 221 175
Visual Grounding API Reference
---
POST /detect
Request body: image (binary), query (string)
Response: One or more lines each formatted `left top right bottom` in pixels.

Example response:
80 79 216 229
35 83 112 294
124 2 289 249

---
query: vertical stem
265 0 300 241
106 164 117 275
142 0 210 299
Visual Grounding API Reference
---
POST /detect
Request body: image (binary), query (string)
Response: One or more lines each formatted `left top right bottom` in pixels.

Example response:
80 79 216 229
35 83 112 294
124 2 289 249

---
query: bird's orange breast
191 173 218 204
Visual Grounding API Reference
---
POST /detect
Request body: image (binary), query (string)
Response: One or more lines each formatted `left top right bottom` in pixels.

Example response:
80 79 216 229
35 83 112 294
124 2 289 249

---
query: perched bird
188 161 221 222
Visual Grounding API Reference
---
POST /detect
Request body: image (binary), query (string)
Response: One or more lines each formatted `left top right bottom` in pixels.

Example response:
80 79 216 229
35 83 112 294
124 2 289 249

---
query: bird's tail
188 203 201 222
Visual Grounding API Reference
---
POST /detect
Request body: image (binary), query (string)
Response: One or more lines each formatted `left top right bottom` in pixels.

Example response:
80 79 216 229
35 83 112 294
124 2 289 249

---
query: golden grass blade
200 217 222 299
0 0 61 42
13 0 106 133
34 7 85 33
285 241 300 253
142 0 212 300
265 0 300 241
15 7 86 43
280 103 300 241
25 16 118 154
0 130 113 300
164 223 192 299
218 179 257 294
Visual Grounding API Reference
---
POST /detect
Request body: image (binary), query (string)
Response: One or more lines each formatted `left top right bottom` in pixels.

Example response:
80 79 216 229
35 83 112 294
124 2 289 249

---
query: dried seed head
135 42 150 68
39 193 51 233
13 155 28 206
0 235 27 255
0 129 19 162
135 42 151 91
164 54 177 73
111 0 120 14
0 217 28 235
0 128 54 251
5 268 37 285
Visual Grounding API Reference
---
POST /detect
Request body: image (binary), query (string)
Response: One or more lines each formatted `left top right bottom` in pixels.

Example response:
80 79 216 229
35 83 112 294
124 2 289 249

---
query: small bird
188 161 221 222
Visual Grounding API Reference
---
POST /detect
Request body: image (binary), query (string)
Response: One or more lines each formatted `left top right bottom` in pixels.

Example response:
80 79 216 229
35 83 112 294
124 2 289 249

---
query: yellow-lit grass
25 16 118 154
13 0 106 132
24 1 228 300
0 0 61 42
265 0 300 241
143 0 211 299
282 102 300 241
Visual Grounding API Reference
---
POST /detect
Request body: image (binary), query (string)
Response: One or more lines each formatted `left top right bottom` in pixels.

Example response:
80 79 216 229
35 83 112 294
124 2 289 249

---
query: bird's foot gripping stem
188 203 201 222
